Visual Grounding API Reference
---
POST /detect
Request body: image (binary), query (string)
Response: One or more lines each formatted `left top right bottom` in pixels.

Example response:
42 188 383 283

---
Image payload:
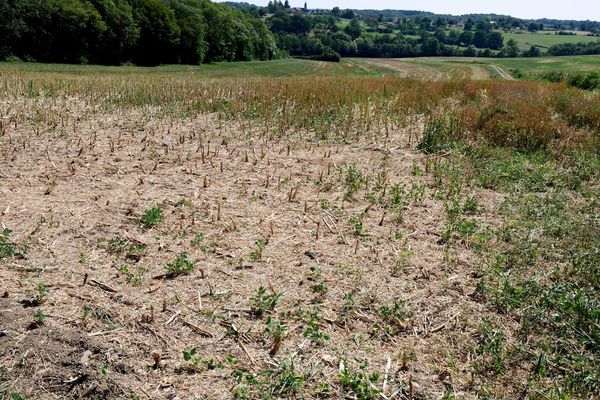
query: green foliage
297 307 329 344
339 360 380 400
0 228 17 260
165 252 195 276
33 310 48 325
250 286 282 317
118 264 147 286
265 316 286 339
418 113 461 154
107 237 148 260
476 320 506 374
0 0 276 65
231 357 306 399
249 239 266 261
567 72 600 91
140 205 163 228
341 163 364 201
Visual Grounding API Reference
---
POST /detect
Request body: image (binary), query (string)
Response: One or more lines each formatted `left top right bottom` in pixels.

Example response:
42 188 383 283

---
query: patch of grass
467 146 566 192
339 360 380 400
107 237 148 261
418 112 461 154
165 253 195 277
475 320 506 375
140 205 163 228
479 184 599 394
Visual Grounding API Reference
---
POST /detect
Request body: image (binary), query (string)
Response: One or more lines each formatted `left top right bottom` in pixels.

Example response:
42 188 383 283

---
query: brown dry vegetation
0 65 598 400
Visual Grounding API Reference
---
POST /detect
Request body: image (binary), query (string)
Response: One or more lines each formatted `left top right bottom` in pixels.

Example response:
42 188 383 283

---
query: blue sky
216 0 600 21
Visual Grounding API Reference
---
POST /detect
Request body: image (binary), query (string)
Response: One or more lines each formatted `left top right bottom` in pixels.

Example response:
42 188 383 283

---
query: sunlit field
0 60 598 399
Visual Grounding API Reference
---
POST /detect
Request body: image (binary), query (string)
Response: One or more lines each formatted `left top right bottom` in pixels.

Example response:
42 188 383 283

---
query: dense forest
1 0 599 65
0 0 277 65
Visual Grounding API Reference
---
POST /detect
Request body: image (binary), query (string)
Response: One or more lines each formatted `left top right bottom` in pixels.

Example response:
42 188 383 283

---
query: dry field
0 63 598 400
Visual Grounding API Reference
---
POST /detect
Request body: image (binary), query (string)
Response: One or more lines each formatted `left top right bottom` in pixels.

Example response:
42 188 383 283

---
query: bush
567 72 600 91
477 102 555 152
540 71 565 83
418 113 462 154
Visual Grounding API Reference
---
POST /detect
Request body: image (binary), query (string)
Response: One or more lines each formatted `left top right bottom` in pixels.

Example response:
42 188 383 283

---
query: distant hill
222 1 599 61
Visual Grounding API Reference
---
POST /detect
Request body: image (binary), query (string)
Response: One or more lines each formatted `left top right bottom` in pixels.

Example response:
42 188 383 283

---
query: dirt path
490 64 515 80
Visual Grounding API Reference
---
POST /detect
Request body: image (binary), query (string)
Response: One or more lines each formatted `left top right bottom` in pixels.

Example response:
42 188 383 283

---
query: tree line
0 0 277 65
2 1 599 65
267 11 514 61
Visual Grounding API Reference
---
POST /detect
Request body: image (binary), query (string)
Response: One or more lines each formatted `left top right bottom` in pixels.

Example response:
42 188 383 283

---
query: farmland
0 61 599 400
2 54 597 82
349 55 600 80
502 31 600 50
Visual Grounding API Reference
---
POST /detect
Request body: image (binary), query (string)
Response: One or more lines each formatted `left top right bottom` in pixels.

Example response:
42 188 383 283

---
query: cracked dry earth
1 99 508 399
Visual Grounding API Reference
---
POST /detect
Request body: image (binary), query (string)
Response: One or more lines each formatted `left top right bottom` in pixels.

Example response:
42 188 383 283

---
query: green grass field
502 31 599 50
344 55 600 80
0 58 388 79
1 54 598 82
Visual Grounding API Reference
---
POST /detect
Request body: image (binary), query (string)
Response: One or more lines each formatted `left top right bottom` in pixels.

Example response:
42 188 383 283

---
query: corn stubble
0 65 598 400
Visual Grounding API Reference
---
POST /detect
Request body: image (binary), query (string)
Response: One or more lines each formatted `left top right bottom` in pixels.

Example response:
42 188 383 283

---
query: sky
216 0 600 21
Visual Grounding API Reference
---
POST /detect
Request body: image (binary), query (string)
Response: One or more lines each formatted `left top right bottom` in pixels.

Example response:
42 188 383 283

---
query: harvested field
0 62 598 399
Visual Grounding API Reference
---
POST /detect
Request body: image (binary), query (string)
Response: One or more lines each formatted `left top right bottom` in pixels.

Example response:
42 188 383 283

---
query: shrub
140 205 163 228
567 72 600 91
165 253 195 277
475 99 555 153
418 112 462 154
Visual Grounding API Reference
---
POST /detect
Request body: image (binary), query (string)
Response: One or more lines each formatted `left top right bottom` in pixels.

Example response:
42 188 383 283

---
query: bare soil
0 99 520 399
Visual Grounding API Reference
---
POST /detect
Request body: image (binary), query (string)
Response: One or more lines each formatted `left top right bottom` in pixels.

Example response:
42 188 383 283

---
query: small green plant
418 113 460 154
265 316 286 340
34 282 48 304
372 297 412 338
339 360 380 400
29 310 48 328
249 239 266 261
301 308 330 345
250 286 282 316
349 214 364 236
191 233 205 247
342 163 363 201
176 198 193 207
0 228 26 260
108 238 148 261
411 162 423 176
118 265 147 286
311 282 328 302
391 245 413 277
182 347 220 372
165 253 195 277
476 320 506 374
140 205 163 228
34 310 48 324
388 183 407 208
23 280 48 306
408 182 425 205
463 196 480 214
